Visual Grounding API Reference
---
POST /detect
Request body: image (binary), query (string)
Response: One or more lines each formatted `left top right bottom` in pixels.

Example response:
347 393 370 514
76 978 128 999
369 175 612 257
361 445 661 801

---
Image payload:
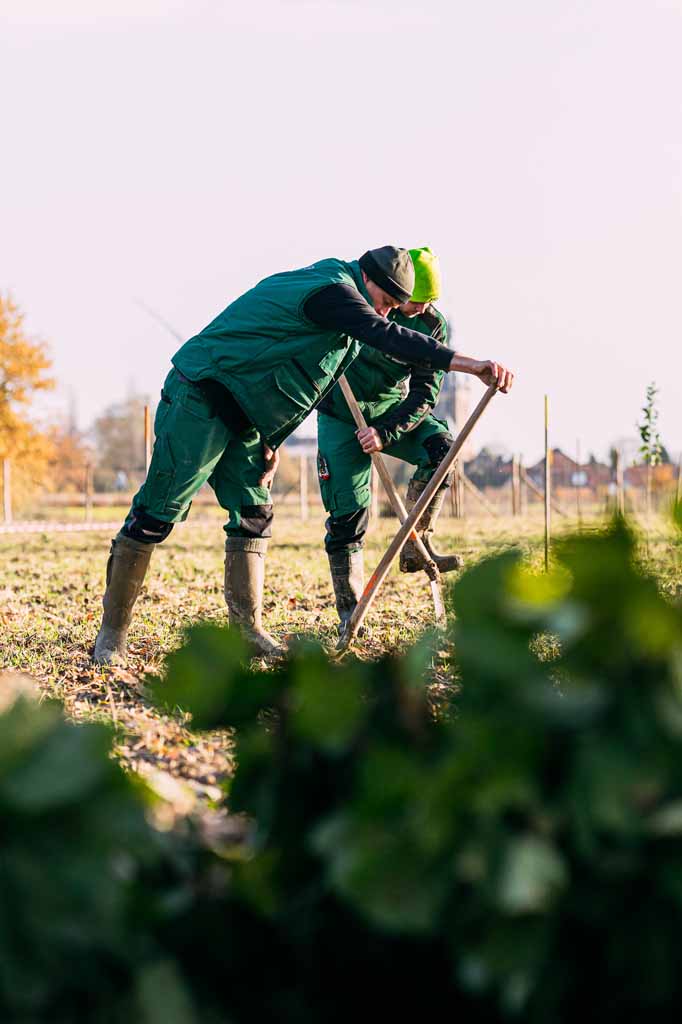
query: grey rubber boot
224 537 284 657
399 478 464 574
328 548 364 634
93 534 154 664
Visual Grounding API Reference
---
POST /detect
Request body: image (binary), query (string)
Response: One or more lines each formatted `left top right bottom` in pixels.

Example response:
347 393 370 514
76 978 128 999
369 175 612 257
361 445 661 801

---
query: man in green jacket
317 247 477 631
93 246 513 663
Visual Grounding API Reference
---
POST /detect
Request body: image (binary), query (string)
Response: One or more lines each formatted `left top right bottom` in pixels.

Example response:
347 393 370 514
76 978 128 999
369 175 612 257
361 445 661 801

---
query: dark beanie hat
358 246 415 304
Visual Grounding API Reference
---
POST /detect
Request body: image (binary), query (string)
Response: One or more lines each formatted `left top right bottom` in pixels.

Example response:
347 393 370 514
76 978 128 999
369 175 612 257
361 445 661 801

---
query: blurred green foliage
0 694 207 1023
5 516 682 1022
157 516 682 1022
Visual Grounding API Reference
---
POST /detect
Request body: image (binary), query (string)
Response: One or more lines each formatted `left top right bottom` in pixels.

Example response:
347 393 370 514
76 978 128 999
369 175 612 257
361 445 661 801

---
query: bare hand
356 427 384 454
259 444 280 488
474 360 514 393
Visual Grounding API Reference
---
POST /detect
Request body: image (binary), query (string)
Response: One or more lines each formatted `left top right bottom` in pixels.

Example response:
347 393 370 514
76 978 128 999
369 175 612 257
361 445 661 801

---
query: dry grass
1 506 680 806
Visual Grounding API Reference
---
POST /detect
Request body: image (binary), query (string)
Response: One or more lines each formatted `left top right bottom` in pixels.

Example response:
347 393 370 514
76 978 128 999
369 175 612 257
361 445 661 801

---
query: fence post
616 450 625 515
511 454 520 515
452 462 464 519
2 458 11 524
299 453 308 521
84 461 93 522
144 404 152 473
677 453 682 506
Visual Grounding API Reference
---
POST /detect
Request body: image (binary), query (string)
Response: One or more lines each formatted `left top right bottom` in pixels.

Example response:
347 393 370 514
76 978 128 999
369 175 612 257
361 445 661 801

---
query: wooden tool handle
337 383 498 652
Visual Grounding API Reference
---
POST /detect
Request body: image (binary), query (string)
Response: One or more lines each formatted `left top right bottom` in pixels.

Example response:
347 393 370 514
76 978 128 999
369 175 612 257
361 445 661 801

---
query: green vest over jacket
172 259 368 448
319 307 447 425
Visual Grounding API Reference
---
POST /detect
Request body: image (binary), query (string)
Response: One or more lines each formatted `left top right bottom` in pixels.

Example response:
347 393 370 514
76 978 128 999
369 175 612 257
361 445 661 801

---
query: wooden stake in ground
456 462 464 517
511 454 520 515
616 449 625 515
299 453 308 521
461 470 499 517
520 466 568 518
336 375 444 622
544 395 551 572
337 383 498 652
84 461 93 523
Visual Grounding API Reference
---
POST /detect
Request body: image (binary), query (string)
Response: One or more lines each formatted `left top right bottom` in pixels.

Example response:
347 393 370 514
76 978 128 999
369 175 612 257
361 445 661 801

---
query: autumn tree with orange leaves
0 293 55 511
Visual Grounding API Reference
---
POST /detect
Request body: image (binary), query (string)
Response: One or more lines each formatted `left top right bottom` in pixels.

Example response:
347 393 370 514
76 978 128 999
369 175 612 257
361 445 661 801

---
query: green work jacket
318 305 447 446
172 259 367 448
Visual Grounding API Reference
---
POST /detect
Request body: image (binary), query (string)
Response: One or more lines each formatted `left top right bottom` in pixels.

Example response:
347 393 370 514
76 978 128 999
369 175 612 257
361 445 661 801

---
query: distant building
527 449 611 490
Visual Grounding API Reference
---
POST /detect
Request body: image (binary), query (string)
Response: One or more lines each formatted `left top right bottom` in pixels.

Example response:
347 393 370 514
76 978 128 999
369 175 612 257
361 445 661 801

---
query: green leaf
0 719 114 812
136 960 198 1024
151 622 281 729
497 836 567 914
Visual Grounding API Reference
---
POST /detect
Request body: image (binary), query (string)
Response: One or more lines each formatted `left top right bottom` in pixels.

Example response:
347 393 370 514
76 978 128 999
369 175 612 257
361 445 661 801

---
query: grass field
1 507 680 809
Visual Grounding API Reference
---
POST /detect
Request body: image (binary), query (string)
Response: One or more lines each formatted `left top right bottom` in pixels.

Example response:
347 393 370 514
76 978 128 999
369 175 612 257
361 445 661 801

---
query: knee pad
228 504 274 539
325 508 369 554
122 509 174 544
422 432 455 489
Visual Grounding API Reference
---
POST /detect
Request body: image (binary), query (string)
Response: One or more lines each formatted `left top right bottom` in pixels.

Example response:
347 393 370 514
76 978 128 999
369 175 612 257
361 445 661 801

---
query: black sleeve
373 366 445 448
304 284 454 372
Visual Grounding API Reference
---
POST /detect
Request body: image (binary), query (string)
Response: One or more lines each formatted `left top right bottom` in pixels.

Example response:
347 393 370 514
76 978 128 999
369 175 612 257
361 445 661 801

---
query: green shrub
0 694 202 1023
5 516 682 1022
156 517 682 1022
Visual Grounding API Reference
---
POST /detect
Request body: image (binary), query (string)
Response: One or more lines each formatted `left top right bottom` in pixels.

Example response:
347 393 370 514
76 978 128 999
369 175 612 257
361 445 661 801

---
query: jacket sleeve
372 309 448 446
304 284 454 371
373 365 446 448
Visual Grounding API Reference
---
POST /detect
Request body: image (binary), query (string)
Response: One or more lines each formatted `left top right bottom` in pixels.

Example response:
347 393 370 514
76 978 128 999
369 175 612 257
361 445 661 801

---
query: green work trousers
317 412 451 517
125 368 270 536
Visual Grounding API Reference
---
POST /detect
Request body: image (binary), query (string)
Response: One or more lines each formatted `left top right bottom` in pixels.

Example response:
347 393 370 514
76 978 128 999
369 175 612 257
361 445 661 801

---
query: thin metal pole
2 458 11 524
338 384 498 651
544 396 550 572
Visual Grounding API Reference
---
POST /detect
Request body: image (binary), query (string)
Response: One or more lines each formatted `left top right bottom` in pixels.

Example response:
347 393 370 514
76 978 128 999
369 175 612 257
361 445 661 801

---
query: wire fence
1 451 679 535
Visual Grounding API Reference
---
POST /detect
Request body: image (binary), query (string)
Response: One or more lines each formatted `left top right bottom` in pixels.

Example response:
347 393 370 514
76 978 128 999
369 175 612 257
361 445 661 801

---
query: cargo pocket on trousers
332 487 370 516
142 436 177 517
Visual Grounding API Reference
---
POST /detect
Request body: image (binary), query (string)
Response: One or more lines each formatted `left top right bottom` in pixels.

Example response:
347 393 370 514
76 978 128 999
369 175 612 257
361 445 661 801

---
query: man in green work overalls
93 246 514 663
317 248 473 631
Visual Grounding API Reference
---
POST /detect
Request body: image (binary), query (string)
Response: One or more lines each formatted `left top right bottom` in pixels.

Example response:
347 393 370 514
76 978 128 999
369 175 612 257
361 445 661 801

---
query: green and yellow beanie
409 246 441 303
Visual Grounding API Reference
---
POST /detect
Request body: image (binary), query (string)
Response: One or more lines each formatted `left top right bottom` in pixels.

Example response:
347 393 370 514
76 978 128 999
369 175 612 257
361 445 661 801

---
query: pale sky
1 0 681 463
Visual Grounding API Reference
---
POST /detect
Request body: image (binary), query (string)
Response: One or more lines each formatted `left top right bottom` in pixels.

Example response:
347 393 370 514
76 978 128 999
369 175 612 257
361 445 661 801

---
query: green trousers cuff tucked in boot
399 478 463 575
328 548 364 635
93 534 154 664
224 537 283 657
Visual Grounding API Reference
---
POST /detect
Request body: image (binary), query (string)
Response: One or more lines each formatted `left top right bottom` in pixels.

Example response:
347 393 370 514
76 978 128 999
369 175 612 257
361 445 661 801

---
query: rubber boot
93 535 154 664
399 479 463 574
224 537 284 657
328 548 364 635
